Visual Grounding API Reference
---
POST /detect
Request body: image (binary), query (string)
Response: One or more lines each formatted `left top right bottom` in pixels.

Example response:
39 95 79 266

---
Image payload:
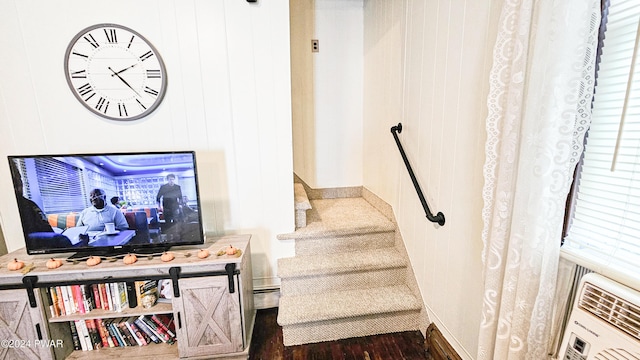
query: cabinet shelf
48 302 173 323
65 342 178 360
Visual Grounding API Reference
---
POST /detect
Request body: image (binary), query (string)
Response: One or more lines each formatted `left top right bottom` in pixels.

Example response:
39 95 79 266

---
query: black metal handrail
391 123 445 226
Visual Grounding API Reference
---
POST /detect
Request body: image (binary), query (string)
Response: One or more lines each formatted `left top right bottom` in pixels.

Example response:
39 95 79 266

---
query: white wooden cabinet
0 235 255 360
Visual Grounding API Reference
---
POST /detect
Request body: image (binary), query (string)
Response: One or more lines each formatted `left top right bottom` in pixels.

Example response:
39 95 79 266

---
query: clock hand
108 66 141 97
111 62 138 76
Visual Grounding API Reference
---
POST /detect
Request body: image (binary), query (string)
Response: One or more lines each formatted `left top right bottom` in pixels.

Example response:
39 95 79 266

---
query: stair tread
277 285 421 326
278 248 406 278
278 197 395 240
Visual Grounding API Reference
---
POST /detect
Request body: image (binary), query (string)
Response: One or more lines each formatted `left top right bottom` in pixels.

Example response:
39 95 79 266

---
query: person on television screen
181 195 198 222
110 196 121 208
156 174 183 225
77 188 128 232
10 163 54 234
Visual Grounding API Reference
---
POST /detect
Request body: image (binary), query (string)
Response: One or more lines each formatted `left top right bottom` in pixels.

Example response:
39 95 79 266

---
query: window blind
12 158 32 199
34 158 87 214
562 0 640 288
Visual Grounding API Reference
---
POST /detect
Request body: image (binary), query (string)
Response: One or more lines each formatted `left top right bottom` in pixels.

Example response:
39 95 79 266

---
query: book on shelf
134 317 161 344
107 319 126 347
124 319 144 346
139 315 174 343
126 317 150 346
95 318 111 348
44 287 54 318
81 284 94 313
117 282 129 312
126 281 138 308
61 286 72 315
106 283 114 312
98 283 109 311
139 315 169 342
73 285 85 314
91 284 101 310
68 321 81 351
116 317 138 346
46 287 60 318
55 286 65 316
151 314 175 338
85 319 102 350
109 283 117 311
102 318 119 347
75 319 92 351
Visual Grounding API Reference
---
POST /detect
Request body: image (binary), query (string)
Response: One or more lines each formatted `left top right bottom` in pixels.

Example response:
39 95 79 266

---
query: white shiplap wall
0 0 295 289
363 0 501 358
291 0 364 189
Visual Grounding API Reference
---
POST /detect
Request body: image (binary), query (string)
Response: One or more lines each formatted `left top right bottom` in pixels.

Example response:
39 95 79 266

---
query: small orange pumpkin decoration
86 256 101 266
197 249 210 259
123 254 138 265
160 252 175 262
225 245 237 255
46 258 63 269
7 258 25 271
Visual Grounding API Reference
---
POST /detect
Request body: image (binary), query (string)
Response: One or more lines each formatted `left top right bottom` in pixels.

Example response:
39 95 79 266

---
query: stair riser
281 310 421 346
294 231 395 256
280 267 407 296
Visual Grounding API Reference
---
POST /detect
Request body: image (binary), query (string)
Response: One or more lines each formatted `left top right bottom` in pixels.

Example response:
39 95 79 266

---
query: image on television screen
8 151 205 257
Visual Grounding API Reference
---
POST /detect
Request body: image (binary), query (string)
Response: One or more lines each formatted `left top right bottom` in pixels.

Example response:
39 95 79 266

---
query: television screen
8 151 205 258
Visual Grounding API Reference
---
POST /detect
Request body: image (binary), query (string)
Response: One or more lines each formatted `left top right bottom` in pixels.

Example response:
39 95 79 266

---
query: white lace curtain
478 0 601 359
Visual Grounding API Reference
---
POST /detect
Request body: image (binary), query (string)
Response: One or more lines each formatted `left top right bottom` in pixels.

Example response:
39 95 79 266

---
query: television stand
0 234 254 360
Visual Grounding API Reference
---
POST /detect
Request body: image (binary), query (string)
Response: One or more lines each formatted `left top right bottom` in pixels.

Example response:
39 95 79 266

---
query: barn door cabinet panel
0 235 254 360
174 276 243 357
0 289 53 360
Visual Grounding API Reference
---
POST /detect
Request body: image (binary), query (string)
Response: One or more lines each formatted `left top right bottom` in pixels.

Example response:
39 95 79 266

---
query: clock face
64 24 167 121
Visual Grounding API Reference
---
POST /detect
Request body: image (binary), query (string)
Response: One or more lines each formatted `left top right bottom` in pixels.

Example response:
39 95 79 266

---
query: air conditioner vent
594 348 640 360
579 282 640 342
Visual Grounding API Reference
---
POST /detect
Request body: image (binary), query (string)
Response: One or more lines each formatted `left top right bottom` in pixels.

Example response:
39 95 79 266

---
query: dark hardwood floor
249 308 431 360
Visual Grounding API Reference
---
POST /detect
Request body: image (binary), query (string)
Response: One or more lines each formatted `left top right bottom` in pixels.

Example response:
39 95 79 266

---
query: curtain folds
478 0 601 359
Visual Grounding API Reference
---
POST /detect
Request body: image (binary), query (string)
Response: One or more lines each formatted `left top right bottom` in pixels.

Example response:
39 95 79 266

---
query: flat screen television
8 151 205 259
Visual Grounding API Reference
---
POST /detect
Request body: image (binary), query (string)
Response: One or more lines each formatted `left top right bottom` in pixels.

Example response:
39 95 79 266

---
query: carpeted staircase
276 181 428 346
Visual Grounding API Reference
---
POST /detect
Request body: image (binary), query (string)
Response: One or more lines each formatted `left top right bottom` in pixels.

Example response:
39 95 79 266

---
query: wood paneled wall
0 0 295 290
363 0 502 358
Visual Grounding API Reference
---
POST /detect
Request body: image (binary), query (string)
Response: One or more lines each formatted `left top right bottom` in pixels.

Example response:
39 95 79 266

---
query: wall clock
64 24 167 121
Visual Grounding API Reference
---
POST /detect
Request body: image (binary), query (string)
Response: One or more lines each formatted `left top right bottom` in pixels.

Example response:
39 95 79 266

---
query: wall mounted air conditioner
558 273 640 360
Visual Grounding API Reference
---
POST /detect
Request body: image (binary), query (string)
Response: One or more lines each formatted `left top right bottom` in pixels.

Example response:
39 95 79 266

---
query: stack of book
45 282 130 317
69 314 176 351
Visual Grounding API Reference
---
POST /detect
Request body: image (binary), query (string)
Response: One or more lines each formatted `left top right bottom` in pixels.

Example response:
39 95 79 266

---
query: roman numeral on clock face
84 34 99 48
144 87 159 96
140 51 154 61
147 70 161 78
95 97 109 114
104 28 118 44
118 103 128 117
70 70 86 79
77 83 94 100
